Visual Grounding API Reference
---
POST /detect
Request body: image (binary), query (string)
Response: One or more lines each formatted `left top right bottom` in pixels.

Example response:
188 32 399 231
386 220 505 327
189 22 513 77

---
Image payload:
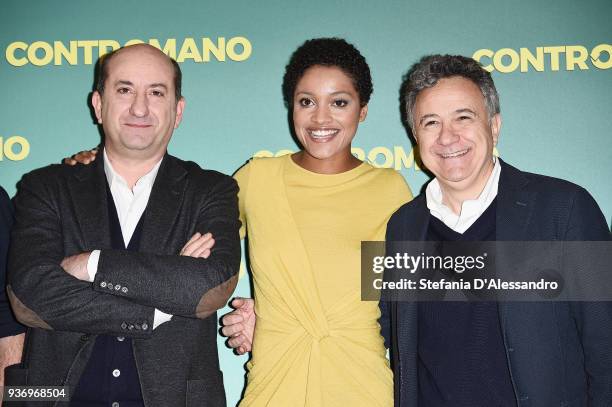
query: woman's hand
221 297 256 354
64 148 98 165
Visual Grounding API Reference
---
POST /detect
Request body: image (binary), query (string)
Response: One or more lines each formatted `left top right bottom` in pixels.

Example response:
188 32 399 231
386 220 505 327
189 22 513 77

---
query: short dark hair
282 38 373 108
95 45 182 102
402 54 500 130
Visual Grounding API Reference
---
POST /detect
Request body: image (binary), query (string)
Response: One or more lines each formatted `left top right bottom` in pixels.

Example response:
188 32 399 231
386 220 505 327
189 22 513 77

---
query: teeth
310 129 338 138
441 149 468 158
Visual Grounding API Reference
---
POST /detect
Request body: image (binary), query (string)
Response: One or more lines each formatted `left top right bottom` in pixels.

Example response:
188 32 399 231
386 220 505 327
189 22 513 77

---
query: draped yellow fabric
235 155 412 406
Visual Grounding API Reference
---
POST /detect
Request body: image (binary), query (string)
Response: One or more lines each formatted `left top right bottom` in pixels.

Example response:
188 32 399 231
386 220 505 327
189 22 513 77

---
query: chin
433 166 471 183
307 152 336 162
304 145 341 160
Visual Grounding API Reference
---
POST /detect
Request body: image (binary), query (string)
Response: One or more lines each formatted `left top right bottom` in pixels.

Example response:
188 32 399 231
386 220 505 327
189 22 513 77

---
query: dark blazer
0 186 25 338
380 159 612 407
6 153 241 406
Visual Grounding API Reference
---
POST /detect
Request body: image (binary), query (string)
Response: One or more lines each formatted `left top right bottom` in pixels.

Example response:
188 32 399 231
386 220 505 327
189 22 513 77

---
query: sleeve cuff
87 250 101 282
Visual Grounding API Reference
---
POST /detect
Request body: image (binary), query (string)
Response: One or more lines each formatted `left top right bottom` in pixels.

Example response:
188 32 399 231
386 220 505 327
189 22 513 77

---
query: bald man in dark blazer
6 44 240 406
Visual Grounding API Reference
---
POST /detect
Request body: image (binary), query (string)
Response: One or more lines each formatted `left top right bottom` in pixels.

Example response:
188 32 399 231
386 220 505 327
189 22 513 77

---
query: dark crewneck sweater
418 199 516 406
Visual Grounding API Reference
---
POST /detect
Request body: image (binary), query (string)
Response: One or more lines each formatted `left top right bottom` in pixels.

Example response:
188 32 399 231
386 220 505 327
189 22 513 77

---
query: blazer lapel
139 155 188 253
404 194 430 241
496 159 534 242
495 159 537 337
68 156 111 251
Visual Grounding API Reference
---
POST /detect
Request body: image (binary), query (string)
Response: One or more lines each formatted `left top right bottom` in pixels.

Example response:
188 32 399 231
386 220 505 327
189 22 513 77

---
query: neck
292 150 361 174
439 160 495 215
105 148 163 189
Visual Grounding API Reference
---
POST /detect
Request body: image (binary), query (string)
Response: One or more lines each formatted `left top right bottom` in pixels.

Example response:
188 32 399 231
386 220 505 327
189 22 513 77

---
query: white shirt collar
425 156 501 233
103 149 162 191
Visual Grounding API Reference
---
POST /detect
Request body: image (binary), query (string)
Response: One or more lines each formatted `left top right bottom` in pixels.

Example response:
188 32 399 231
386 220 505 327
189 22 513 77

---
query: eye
332 99 349 107
423 120 439 127
117 87 131 94
298 97 314 107
150 89 165 97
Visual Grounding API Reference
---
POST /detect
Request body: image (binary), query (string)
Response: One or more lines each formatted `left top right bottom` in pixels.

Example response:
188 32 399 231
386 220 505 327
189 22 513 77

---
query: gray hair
402 54 500 131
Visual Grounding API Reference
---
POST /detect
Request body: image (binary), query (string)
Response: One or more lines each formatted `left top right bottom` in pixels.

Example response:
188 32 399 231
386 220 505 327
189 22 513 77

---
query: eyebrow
149 83 169 90
114 80 168 90
418 108 479 125
295 90 354 97
455 108 477 115
114 80 134 87
418 113 439 125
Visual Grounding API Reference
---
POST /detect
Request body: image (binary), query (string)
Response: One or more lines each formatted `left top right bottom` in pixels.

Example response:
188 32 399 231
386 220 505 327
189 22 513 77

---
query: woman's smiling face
292 65 367 171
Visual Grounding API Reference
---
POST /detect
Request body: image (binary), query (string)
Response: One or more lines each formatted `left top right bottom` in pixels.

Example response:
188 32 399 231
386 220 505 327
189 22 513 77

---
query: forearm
7 276 155 338
8 172 156 337
93 247 239 319
92 176 241 319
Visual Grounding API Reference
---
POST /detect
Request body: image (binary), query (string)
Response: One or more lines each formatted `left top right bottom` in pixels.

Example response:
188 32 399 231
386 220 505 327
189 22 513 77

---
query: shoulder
233 156 287 183
522 170 586 198
503 161 596 210
388 193 426 226
17 163 77 192
166 155 237 192
502 161 608 239
361 165 412 191
0 186 12 224
361 166 414 208
528 173 608 239
366 165 407 183
0 186 10 206
22 163 72 180
243 155 286 172
501 159 583 197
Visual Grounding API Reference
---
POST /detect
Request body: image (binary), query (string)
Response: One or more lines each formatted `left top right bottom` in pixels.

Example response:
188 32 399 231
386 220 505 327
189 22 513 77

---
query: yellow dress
235 154 412 406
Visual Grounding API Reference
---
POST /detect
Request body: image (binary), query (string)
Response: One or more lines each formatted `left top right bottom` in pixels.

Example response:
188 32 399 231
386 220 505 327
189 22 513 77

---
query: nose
129 92 149 117
312 105 332 125
437 122 459 145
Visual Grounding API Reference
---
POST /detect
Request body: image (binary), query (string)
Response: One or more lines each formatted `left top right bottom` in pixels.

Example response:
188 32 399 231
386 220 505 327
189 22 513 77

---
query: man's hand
221 297 256 354
63 148 98 166
180 232 215 259
60 252 91 281
0 333 25 388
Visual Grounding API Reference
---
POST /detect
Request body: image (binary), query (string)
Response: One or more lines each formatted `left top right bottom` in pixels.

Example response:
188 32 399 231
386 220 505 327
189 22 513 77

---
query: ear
490 113 502 146
411 123 420 145
174 97 186 128
92 91 103 124
359 104 368 122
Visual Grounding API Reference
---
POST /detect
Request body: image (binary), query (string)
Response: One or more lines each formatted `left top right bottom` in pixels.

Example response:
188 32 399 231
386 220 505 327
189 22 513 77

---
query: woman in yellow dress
222 38 412 406
66 37 412 406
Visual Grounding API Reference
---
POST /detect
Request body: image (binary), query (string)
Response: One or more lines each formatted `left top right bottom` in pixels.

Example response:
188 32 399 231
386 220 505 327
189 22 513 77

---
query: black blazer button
80 334 90 341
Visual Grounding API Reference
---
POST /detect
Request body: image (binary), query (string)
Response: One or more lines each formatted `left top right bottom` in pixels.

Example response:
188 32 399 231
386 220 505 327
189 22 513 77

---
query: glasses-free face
292 65 367 173
92 45 185 162
413 76 501 198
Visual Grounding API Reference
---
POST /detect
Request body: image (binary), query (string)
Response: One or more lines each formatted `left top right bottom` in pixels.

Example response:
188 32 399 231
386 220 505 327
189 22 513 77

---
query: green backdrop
1 1 610 404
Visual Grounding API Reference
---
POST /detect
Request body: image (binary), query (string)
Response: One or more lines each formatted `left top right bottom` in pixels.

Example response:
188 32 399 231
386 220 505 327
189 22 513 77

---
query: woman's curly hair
282 38 373 108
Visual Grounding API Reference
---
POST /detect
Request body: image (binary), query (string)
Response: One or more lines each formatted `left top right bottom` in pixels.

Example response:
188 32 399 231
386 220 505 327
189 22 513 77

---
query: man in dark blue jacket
380 54 611 406
0 186 25 392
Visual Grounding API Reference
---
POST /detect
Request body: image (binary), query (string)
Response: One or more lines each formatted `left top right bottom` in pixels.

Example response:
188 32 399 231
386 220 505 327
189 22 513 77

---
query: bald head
96 44 182 102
